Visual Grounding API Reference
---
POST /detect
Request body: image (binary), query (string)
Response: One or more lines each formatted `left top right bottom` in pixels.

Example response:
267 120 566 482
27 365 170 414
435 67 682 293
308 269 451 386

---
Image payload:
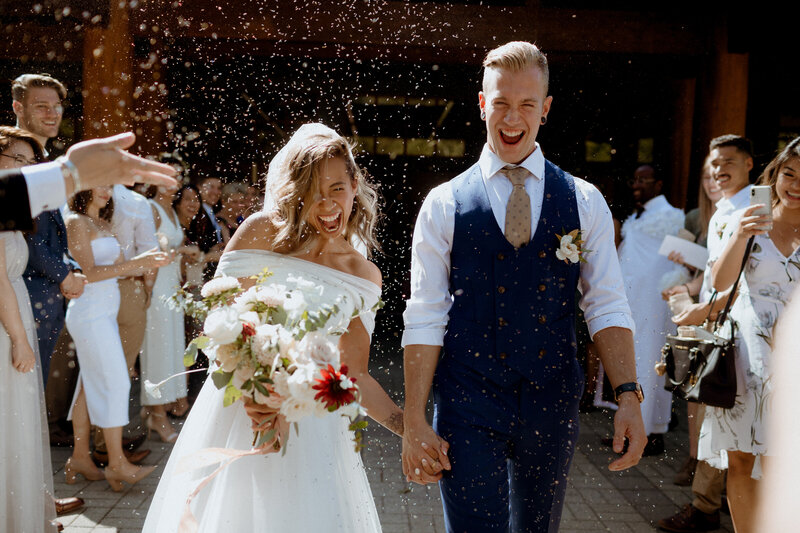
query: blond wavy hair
267 129 381 257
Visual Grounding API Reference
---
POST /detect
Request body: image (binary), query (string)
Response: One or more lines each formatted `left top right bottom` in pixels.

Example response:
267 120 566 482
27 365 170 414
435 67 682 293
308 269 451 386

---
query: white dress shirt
700 185 752 302
21 162 66 217
402 143 634 347
112 184 158 261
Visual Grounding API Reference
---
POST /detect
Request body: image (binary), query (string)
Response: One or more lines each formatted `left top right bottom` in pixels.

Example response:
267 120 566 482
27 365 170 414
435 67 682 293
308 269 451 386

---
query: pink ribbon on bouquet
175 411 289 533
175 446 270 533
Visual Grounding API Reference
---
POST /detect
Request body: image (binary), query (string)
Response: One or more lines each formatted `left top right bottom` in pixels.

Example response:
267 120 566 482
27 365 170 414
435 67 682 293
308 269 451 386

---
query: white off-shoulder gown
143 250 383 533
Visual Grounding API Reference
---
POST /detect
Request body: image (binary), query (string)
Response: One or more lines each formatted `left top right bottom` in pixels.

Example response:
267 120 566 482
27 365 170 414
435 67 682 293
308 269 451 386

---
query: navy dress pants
433 361 583 533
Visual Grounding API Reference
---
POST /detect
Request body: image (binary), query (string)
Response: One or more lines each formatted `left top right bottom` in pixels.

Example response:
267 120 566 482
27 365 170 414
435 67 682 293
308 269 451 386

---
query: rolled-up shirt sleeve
401 183 455 347
575 178 635 338
22 162 66 218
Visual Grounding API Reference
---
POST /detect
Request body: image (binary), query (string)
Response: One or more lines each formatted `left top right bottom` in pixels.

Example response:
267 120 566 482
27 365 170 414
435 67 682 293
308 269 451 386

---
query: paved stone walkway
53 366 734 532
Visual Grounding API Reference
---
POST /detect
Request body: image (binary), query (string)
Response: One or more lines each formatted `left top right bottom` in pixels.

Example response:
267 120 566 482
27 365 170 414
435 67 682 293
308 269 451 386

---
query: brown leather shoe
52 521 64 532
657 504 721 532
55 496 84 515
49 426 74 448
92 448 151 467
122 432 147 452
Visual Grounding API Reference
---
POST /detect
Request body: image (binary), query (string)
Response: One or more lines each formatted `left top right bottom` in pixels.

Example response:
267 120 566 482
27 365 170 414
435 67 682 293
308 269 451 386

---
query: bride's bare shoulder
226 212 277 252
345 250 382 288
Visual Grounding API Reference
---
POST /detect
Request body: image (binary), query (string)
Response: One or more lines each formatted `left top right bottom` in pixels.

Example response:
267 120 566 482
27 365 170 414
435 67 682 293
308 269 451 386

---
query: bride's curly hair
268 129 382 257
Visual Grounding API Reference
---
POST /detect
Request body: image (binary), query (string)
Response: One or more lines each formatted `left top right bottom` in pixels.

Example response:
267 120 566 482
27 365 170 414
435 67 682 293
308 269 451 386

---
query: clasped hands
402 421 451 485
60 270 87 299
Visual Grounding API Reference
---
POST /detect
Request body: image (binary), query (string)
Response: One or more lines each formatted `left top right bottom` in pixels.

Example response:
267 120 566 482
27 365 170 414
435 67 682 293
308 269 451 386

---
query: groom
401 41 646 532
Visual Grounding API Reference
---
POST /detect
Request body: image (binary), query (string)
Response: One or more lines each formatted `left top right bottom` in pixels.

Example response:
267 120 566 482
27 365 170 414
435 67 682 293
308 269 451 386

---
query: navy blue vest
441 160 581 387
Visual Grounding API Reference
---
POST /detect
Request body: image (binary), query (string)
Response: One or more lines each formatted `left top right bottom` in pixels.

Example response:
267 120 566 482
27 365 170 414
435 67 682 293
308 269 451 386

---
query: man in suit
401 42 646 532
14 74 87 388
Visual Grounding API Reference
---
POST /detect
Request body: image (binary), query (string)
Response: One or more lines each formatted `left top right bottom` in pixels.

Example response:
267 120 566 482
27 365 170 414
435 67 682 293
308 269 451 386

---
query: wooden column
82 0 133 138
702 23 749 143
668 78 696 208
131 37 170 156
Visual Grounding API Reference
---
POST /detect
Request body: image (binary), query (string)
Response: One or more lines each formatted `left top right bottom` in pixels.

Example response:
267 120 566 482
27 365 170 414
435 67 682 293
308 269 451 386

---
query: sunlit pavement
52 362 734 532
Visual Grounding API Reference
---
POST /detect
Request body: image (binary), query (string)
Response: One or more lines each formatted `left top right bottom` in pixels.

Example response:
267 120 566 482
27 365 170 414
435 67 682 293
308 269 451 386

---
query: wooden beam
129 1 707 57
668 78 696 208
82 0 133 138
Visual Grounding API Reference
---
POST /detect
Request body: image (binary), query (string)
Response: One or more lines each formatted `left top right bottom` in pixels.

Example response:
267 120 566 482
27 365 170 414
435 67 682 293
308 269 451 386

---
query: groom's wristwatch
614 382 644 403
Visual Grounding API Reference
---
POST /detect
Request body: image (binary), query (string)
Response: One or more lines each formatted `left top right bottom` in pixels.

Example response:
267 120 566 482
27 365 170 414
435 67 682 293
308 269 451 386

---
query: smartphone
750 185 773 230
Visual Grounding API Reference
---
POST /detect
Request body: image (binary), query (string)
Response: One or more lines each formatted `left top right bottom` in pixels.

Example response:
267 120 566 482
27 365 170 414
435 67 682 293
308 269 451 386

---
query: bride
144 124 406 532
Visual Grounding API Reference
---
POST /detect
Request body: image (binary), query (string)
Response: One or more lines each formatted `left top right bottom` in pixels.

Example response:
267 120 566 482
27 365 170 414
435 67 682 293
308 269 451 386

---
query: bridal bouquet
173 268 368 453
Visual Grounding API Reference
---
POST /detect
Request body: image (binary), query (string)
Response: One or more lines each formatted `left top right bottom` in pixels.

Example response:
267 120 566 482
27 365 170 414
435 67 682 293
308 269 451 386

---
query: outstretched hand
607 396 646 471
402 420 451 484
65 132 179 194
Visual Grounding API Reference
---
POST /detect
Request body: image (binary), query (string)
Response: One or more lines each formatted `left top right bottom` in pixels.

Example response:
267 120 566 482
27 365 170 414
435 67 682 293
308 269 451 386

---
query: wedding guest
659 136 755 533
139 185 201 440
216 182 248 240
615 165 685 457
0 126 59 533
63 187 170 490
173 184 222 400
703 137 800 533
11 75 88 453
661 155 723 488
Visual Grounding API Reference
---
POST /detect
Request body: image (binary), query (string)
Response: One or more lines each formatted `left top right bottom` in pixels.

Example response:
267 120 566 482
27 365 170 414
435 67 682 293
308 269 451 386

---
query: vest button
497 286 506 294
539 349 547 358
499 352 507 360
539 251 547 258
497 253 505 261
539 315 547 324
498 317 507 327
538 284 546 292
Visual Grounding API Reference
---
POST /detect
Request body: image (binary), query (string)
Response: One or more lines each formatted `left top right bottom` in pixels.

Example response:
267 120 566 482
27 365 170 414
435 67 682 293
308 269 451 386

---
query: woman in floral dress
706 137 800 533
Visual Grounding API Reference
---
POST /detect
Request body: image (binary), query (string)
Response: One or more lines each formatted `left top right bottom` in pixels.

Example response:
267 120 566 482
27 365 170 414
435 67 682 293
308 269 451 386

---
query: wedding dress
143 249 383 533
0 232 57 533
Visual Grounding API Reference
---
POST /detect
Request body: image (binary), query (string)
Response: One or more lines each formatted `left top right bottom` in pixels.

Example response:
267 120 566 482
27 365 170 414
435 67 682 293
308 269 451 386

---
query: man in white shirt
616 165 685 457
401 41 645 532
659 135 754 533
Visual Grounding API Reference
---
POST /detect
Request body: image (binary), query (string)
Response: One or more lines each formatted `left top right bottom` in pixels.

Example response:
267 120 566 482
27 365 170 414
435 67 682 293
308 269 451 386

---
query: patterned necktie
502 166 531 248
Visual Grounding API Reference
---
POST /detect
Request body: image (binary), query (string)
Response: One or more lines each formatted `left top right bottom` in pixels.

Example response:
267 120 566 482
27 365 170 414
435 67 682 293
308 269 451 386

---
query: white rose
271 369 290 397
212 343 241 372
201 276 241 298
204 307 242 345
296 332 339 367
234 284 286 313
339 401 367 420
280 395 319 422
283 290 307 321
252 324 282 366
555 236 580 263
232 360 256 389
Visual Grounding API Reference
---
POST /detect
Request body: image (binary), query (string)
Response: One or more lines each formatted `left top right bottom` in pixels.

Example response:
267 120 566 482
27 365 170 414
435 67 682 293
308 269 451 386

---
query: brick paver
53 359 734 532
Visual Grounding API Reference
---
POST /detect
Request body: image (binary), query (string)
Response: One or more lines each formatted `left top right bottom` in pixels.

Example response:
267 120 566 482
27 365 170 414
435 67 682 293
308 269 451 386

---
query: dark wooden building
2 1 797 333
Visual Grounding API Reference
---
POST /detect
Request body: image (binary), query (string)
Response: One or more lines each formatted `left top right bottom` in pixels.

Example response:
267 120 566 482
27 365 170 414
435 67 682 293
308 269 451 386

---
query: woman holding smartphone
705 137 800 533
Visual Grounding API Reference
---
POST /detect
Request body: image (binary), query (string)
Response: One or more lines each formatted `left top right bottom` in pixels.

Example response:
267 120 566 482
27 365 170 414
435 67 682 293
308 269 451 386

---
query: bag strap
714 235 755 328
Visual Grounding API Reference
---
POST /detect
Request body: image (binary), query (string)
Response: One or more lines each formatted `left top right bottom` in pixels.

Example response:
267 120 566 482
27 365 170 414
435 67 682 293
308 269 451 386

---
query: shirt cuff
401 328 446 348
21 162 67 217
586 312 636 339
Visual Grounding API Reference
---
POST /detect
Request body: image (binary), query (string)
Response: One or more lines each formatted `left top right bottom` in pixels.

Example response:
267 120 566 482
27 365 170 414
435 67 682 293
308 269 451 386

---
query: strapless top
89 237 121 267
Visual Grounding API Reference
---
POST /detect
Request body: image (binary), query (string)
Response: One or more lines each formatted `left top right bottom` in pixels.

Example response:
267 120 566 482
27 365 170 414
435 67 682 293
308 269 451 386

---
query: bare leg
169 396 190 417
727 450 760 533
65 386 103 481
143 403 178 442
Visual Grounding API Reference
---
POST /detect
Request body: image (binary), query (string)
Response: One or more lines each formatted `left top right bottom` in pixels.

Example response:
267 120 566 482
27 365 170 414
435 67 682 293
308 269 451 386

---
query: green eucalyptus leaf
211 370 233 389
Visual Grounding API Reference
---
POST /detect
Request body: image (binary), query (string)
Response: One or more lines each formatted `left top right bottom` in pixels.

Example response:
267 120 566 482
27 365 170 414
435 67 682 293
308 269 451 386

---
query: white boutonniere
555 229 589 264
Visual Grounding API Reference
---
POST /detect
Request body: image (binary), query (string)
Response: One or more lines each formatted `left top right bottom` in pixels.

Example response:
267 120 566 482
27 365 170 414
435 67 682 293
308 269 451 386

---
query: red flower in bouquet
313 364 358 410
241 322 256 341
